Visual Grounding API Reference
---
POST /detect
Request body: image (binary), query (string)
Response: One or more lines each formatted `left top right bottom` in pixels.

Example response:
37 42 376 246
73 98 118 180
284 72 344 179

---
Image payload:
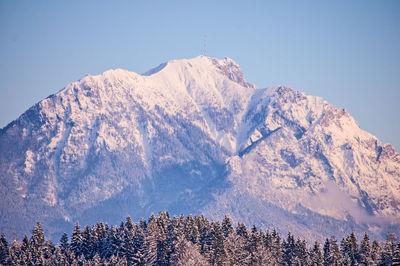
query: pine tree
171 214 185 235
30 222 45 264
42 240 55 262
144 214 161 265
82 225 94 259
122 222 146 265
380 230 399 265
197 214 211 257
20 235 31 265
132 225 146 265
249 225 260 259
249 228 272 265
21 234 29 253
8 239 20 265
294 238 308 265
154 212 173 265
183 214 200 244
165 219 179 265
63 246 76 265
221 215 234 238
139 218 147 230
341 252 352 265
371 240 382 265
323 238 332 266
93 221 107 257
30 222 45 248
387 230 399 254
60 232 69 252
270 228 283 264
349 232 359 264
359 232 372 265
264 230 272 250
310 240 323 266
224 231 250 265
236 222 249 241
0 233 10 265
208 221 225 265
170 234 209 266
282 232 296 265
71 222 83 257
341 233 359 265
109 225 122 257
122 226 135 265
89 224 99 257
125 216 134 232
51 246 63 265
392 243 400 266
329 236 341 265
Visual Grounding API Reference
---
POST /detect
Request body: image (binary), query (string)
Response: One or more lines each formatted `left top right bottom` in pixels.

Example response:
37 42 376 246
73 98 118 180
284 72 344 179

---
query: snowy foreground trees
1 212 400 265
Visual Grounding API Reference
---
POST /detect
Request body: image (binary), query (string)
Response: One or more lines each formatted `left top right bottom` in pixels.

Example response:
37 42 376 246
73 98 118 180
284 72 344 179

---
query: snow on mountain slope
204 85 400 240
234 86 400 218
0 56 399 241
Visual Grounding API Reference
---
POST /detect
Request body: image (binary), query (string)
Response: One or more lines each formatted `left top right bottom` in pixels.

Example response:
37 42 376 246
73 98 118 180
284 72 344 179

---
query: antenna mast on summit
203 35 207 56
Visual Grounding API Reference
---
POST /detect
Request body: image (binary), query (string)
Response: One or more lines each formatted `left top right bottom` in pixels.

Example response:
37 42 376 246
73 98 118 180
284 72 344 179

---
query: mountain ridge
0 56 399 241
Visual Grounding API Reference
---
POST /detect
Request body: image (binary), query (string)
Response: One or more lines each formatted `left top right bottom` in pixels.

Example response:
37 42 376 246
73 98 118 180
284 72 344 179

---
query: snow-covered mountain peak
141 56 256 89
210 57 256 89
0 56 399 242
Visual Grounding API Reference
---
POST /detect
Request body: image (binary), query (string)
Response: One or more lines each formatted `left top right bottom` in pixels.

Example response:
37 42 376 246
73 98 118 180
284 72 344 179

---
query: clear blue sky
1 0 399 151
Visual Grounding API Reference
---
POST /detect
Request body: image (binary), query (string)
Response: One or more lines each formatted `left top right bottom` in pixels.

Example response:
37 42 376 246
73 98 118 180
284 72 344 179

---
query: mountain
0 56 399 242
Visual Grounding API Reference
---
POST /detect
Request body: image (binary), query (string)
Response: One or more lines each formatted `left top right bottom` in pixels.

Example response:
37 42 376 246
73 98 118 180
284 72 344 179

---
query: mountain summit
1 56 399 241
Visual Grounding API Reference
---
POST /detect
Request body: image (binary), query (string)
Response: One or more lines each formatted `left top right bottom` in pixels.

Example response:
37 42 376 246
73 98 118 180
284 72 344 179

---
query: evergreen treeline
1 212 400 265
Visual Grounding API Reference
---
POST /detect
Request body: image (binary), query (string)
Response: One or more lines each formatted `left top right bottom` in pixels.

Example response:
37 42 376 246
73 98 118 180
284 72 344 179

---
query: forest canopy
1 212 400 265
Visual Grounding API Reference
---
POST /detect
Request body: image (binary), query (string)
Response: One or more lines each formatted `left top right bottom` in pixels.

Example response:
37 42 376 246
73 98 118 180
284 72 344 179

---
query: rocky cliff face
0 56 399 241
